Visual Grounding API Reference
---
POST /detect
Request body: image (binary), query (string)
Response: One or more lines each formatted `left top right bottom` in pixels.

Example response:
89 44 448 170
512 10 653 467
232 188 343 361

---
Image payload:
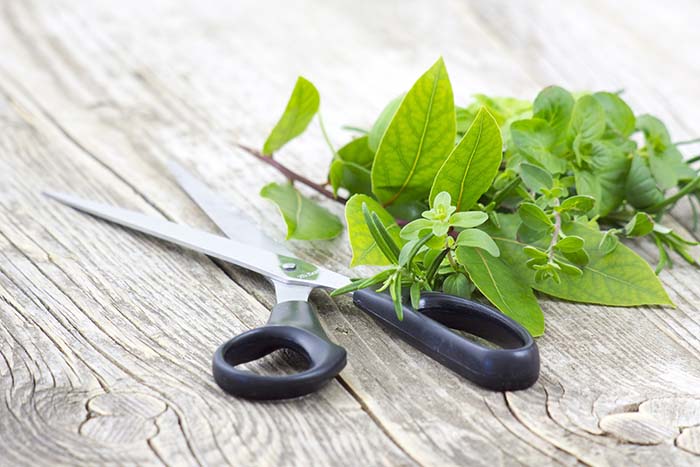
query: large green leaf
510 118 567 173
456 247 545 336
345 194 402 266
490 215 673 307
371 58 456 206
262 77 320 155
573 141 630 216
429 107 502 210
260 182 342 240
368 95 404 152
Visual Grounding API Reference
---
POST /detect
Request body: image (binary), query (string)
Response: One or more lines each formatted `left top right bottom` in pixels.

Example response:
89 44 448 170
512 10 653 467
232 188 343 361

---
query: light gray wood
1 0 699 466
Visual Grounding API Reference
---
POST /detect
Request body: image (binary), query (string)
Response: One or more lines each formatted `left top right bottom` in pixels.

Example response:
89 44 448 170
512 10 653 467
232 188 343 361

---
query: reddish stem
236 143 348 203
237 142 410 225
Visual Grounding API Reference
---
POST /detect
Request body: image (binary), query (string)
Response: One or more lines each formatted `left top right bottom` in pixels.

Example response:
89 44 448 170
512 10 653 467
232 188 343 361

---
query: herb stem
687 154 700 164
318 113 339 159
547 200 562 261
236 143 347 203
647 174 700 212
675 137 700 146
446 242 459 271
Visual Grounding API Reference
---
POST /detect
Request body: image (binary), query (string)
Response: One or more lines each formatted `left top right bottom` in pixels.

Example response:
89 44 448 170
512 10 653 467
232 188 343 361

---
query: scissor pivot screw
282 262 297 271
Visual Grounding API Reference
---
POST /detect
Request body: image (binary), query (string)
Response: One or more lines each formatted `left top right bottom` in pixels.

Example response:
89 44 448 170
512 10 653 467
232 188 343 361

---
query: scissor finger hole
223 339 311 376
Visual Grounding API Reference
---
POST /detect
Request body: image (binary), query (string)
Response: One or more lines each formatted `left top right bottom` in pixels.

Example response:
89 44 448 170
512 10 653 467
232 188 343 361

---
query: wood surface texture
1 0 700 465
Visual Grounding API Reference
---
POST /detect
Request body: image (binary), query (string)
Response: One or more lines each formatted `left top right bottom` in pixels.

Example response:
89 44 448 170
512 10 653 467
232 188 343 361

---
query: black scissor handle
212 301 347 400
353 289 539 391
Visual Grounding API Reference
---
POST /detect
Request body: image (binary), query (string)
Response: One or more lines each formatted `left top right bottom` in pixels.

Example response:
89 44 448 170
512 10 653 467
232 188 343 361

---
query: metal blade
44 191 350 291
166 161 290 255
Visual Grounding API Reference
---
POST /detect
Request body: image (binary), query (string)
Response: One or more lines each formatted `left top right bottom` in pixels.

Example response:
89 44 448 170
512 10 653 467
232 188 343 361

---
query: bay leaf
456 247 545 336
263 77 320 155
260 182 342 240
429 107 502 211
371 58 456 206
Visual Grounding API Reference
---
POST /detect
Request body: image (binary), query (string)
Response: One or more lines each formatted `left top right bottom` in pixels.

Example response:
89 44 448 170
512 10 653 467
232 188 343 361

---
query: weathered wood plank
1 0 700 465
0 74 413 466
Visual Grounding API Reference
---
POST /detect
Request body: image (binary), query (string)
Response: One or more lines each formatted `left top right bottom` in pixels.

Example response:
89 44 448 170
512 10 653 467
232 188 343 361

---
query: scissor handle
212 301 347 400
353 289 539 391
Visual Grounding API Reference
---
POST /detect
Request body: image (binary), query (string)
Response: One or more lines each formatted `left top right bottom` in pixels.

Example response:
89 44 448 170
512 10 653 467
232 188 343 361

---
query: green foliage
368 95 403 152
457 246 545 336
263 77 320 155
371 58 456 207
329 136 374 196
430 107 503 210
260 182 342 240
345 195 402 266
260 58 700 337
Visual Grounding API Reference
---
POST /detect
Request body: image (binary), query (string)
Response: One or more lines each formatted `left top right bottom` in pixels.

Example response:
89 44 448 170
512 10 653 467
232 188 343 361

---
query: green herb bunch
244 58 700 336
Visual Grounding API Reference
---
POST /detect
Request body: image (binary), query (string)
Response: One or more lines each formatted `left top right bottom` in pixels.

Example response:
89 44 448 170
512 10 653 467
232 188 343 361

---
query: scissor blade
44 191 350 291
166 161 291 255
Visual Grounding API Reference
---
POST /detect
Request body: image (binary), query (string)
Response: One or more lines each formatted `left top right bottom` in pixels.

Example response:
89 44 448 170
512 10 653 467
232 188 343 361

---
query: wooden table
1 1 700 465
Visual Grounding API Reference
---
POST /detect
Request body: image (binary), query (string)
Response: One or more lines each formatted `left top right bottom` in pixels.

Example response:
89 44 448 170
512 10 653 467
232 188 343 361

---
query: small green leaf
567 95 606 144
329 159 372 196
559 195 596 214
345 194 402 266
398 233 433 267
592 92 635 138
337 135 375 167
260 182 342 240
523 245 548 260
456 229 500 257
510 118 567 174
598 230 619 255
518 202 553 231
410 282 421 309
368 94 404 152
390 272 404 320
263 77 320 155
400 218 433 240
624 212 654 237
449 211 489 229
331 269 393 296
574 141 629 216
626 155 664 211
520 163 553 193
562 247 591 266
456 247 545 336
637 114 672 149
430 107 503 211
533 85 575 140
649 145 692 190
553 258 583 276
362 204 400 264
372 58 456 206
442 272 472 298
555 236 584 252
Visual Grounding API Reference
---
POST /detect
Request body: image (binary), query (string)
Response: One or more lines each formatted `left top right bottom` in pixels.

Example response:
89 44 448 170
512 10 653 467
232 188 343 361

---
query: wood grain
1 0 699 465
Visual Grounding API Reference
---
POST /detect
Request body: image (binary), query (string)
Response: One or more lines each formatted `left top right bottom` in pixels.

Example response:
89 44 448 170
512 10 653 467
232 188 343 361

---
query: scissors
45 162 539 399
